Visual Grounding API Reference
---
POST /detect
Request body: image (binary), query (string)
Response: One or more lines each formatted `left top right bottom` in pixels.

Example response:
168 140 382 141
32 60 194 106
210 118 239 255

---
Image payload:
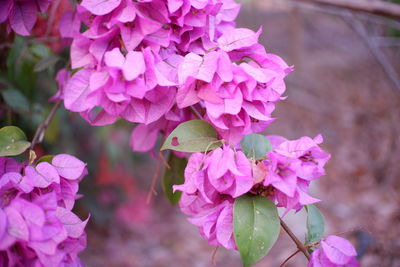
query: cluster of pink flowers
308 235 359 267
54 0 290 148
0 155 88 266
261 134 330 215
0 0 50 36
174 135 330 249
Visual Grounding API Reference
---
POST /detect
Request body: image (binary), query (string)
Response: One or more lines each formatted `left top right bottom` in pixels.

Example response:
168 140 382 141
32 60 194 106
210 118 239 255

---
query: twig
30 101 61 151
285 0 400 30
341 12 400 92
159 151 171 169
211 246 219 265
146 158 162 204
280 249 301 267
189 106 203 120
280 218 310 260
295 0 400 19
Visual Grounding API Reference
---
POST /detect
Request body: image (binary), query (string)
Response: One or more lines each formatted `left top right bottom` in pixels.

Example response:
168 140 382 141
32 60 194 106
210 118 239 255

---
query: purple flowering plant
0 0 361 266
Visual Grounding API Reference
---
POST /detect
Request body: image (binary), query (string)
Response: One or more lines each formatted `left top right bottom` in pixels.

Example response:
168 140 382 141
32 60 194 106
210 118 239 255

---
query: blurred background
1 0 400 266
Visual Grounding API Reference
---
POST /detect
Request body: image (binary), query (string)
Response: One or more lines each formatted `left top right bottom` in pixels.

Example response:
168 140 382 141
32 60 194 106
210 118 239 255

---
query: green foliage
162 153 187 205
305 204 325 245
0 126 30 156
1 89 30 113
234 194 280 267
161 120 221 152
240 133 272 160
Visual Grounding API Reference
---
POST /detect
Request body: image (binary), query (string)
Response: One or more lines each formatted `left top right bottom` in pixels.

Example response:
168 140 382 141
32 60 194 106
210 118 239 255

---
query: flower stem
280 218 311 260
30 101 61 152
280 249 300 267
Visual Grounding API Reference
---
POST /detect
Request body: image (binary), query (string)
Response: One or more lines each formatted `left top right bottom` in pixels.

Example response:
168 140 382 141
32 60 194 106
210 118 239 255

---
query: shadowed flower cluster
0 155 88 266
0 0 50 35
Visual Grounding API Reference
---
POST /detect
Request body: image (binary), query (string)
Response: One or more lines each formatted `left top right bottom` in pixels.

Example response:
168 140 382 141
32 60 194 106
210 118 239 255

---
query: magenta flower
272 134 331 181
177 29 291 143
0 0 50 36
251 135 330 214
173 145 255 249
308 235 359 267
177 191 236 250
0 155 88 266
175 145 254 199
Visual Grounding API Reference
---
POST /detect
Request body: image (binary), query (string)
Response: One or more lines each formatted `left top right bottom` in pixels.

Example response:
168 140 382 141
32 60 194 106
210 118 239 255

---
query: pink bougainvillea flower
250 135 330 214
176 30 291 143
173 144 257 249
206 145 254 197
0 155 89 266
308 235 359 267
0 0 50 36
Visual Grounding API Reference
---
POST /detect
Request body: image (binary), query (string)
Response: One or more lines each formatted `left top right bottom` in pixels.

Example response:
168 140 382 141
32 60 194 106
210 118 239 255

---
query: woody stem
280 218 311 260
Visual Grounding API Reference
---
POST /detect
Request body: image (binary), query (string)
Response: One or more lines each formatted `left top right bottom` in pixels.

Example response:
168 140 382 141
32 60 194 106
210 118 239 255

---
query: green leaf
0 126 31 156
1 89 30 113
36 155 55 164
305 205 325 245
240 133 272 160
34 56 60 72
6 36 27 80
234 194 280 267
30 43 52 58
162 153 187 205
160 120 221 152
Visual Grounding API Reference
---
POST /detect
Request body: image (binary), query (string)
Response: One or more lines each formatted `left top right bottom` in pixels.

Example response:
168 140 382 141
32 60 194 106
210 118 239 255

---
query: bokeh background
1 0 399 266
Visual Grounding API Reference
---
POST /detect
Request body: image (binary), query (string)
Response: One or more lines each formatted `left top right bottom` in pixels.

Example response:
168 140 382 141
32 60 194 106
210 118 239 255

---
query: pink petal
0 209 7 239
5 207 29 241
9 1 37 36
321 235 357 265
56 207 89 238
104 48 125 68
70 36 94 69
130 124 159 152
0 0 12 23
24 165 54 188
64 69 93 112
217 28 261 52
36 162 60 184
117 1 136 22
81 0 122 15
52 154 86 180
176 79 201 108
216 203 234 249
167 0 183 13
123 51 146 81
207 148 228 179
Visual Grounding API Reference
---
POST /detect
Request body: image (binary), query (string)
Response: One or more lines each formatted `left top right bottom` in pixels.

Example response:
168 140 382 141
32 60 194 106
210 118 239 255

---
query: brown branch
146 158 162 204
280 249 301 267
210 246 219 265
341 12 400 92
295 0 400 19
30 101 61 151
280 219 311 260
